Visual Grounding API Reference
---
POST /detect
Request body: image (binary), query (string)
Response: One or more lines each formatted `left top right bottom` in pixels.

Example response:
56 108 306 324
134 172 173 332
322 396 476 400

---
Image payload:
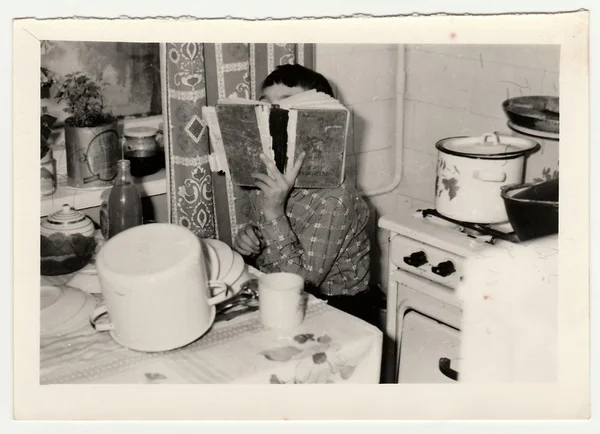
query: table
40 276 383 385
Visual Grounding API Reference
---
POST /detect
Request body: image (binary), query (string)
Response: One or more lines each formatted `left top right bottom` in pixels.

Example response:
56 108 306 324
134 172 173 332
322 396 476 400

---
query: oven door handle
439 357 459 381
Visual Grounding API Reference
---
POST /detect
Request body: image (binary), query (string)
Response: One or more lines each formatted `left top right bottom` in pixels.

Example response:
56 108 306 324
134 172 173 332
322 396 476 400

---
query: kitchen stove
418 209 520 244
378 205 556 383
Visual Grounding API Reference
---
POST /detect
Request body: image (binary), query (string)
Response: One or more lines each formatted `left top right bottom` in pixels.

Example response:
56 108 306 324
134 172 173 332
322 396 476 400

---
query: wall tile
483 45 560 73
368 190 397 222
405 49 477 110
314 52 337 82
469 63 559 118
352 98 397 153
318 44 396 55
410 44 489 61
356 148 396 193
331 50 396 105
412 198 435 211
410 44 560 73
396 148 437 203
404 100 508 156
395 193 413 211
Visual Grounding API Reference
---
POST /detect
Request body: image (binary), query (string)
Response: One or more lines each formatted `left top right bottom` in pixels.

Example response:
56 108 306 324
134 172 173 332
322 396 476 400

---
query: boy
233 64 374 323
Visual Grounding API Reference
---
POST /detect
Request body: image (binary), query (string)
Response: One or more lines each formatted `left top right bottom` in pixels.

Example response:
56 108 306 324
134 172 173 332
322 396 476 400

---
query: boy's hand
233 224 264 257
252 152 306 221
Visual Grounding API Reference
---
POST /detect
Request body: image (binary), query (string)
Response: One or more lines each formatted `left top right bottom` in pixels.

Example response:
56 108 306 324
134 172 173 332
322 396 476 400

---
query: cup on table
258 272 305 329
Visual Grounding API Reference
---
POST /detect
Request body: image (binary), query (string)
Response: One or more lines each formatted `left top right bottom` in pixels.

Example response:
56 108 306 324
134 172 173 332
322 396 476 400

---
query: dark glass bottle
107 159 143 239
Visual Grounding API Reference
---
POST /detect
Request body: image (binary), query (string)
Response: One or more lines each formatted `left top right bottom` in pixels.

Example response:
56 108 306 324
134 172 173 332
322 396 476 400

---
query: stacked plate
67 236 252 300
202 238 253 298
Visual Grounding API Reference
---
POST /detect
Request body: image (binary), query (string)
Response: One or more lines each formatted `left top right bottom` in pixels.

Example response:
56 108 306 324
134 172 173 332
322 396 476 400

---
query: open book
202 90 350 189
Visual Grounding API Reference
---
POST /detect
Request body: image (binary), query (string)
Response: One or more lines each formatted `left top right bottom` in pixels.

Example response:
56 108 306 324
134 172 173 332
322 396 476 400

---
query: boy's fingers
243 227 260 247
252 179 271 193
259 154 286 184
251 173 278 189
286 152 306 185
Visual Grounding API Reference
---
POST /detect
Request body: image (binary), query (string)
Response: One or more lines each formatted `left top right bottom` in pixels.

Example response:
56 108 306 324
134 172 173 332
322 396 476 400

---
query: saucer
107 306 217 353
41 285 97 337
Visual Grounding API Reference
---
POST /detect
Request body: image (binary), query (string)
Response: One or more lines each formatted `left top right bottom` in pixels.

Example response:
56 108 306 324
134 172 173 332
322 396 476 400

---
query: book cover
203 91 350 189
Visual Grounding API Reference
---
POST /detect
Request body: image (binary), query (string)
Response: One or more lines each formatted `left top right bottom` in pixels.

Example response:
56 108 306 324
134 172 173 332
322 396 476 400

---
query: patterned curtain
161 43 315 244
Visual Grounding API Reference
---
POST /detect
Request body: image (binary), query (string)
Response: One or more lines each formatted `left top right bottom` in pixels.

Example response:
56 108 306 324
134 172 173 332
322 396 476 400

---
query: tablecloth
40 293 383 385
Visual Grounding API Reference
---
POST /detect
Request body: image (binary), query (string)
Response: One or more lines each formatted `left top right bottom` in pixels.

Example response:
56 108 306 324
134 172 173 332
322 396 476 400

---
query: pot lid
124 126 158 138
41 204 95 237
436 133 540 159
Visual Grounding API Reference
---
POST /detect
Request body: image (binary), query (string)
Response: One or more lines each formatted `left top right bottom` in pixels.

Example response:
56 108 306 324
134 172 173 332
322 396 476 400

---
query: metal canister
64 120 120 188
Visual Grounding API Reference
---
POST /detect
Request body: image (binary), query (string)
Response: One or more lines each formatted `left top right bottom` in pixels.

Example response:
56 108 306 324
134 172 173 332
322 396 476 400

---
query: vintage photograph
38 40 561 386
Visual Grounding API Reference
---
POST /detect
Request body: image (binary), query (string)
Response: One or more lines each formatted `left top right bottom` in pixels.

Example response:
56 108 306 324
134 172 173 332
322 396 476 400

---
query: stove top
417 209 521 244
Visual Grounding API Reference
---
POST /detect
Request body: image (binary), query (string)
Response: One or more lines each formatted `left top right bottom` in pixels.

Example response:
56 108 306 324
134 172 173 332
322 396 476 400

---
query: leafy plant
40 67 57 89
41 106 57 159
55 72 115 128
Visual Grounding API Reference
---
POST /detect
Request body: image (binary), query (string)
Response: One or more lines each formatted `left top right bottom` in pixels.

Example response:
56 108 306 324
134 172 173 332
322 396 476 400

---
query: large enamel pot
434 132 540 224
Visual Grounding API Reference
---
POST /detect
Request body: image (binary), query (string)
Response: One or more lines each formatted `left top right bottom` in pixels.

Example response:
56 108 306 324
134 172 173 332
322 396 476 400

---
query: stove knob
432 261 456 277
403 251 428 267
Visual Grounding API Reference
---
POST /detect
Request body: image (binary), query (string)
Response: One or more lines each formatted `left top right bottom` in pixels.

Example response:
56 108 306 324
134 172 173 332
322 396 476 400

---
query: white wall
315 44 399 286
316 44 560 288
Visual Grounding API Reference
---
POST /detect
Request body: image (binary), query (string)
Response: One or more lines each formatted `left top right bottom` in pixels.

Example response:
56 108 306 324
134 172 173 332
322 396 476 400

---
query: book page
292 108 349 188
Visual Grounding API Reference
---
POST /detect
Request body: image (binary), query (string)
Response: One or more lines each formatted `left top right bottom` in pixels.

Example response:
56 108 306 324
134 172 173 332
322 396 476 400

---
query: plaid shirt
248 183 371 297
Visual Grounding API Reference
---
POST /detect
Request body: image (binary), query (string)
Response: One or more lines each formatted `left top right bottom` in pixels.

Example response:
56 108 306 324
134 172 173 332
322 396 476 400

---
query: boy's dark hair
261 64 335 97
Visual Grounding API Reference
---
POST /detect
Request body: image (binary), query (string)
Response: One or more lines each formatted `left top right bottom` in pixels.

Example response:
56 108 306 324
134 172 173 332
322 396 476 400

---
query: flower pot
64 119 120 188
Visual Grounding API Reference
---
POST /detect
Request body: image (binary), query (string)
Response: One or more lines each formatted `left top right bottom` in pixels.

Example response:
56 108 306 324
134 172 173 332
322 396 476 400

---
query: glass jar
41 204 97 275
107 159 143 239
123 126 163 178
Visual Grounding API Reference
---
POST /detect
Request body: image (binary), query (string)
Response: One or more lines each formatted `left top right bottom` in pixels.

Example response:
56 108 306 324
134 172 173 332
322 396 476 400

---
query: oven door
398 310 461 383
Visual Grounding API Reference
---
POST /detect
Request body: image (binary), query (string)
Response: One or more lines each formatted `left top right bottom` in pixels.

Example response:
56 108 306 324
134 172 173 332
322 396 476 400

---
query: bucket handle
480 132 501 145
473 170 507 183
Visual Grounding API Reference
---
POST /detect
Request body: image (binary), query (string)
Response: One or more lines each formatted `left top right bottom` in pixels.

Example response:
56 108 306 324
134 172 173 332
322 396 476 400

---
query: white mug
92 223 234 352
258 272 306 329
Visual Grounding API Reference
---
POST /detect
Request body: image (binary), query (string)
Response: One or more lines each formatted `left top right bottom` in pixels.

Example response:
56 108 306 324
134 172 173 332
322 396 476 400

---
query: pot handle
480 132 500 145
473 170 507 183
89 305 114 332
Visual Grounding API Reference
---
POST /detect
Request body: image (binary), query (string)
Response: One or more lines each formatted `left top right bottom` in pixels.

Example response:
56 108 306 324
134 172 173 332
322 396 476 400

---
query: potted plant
56 72 120 188
40 67 57 100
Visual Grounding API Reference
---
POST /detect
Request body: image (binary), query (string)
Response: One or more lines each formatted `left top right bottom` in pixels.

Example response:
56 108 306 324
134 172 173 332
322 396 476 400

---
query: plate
210 252 251 302
200 241 220 280
507 121 559 140
41 285 97 337
108 306 216 353
202 238 235 280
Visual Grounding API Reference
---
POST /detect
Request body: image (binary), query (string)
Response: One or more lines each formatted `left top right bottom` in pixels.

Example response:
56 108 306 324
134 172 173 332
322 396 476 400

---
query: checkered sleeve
256 196 352 288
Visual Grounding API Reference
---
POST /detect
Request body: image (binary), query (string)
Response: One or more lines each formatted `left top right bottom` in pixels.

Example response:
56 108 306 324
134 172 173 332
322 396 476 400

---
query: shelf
40 169 167 217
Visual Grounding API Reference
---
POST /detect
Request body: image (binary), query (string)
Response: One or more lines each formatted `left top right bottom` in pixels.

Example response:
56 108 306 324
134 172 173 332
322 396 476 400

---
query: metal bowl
502 96 559 134
501 178 559 242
